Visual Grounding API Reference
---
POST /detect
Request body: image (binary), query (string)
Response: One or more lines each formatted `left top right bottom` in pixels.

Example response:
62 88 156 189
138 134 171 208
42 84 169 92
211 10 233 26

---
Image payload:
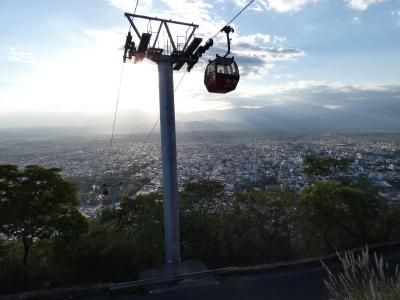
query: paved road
79 246 400 300
79 267 328 300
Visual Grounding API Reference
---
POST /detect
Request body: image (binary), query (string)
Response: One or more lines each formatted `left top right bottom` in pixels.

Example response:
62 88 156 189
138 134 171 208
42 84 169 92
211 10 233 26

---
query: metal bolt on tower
122 12 207 275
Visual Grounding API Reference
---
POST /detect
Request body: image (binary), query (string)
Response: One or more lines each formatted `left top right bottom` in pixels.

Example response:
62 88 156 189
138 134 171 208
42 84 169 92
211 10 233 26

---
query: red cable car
204 26 240 94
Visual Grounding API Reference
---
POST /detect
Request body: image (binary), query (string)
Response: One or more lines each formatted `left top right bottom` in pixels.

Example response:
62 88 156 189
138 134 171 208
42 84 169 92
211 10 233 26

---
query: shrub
322 247 400 299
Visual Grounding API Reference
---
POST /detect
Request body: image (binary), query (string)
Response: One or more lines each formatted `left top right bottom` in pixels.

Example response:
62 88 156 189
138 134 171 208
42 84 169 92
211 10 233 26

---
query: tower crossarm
123 13 202 68
125 13 199 28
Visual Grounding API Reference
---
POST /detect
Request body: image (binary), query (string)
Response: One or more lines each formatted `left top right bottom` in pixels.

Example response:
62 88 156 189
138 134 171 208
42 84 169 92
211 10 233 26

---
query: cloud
352 16 362 24
108 0 153 12
108 0 304 79
236 0 318 13
203 32 303 78
196 38 304 78
273 73 294 79
227 81 400 110
175 81 400 131
392 10 400 26
232 33 304 77
235 47 305 77
324 104 344 110
0 27 160 116
6 47 35 64
345 0 386 11
235 33 287 46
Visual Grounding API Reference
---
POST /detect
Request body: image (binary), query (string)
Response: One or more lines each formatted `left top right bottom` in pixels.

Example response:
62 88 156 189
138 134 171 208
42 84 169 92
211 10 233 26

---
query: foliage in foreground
298 179 397 252
0 164 88 290
323 247 400 300
1 158 400 293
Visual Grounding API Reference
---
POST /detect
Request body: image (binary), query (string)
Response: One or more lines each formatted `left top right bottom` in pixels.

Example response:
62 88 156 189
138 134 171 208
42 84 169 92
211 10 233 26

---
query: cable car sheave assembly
123 13 240 94
123 13 203 69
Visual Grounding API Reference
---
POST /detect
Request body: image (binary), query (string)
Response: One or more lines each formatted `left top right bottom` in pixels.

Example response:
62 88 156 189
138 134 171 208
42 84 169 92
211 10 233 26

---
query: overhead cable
129 0 140 31
107 63 124 172
211 0 256 39
107 0 141 172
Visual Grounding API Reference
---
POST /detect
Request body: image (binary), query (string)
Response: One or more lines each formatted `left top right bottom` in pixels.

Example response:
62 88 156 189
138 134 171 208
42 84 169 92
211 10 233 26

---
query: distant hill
176 101 400 132
1 97 399 137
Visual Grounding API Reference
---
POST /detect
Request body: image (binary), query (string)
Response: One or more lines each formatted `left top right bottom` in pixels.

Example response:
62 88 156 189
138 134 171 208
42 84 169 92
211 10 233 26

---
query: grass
322 246 400 300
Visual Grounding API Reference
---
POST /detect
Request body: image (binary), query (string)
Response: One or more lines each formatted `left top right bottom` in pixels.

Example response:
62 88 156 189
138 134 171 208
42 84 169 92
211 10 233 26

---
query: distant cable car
101 183 109 196
204 26 240 94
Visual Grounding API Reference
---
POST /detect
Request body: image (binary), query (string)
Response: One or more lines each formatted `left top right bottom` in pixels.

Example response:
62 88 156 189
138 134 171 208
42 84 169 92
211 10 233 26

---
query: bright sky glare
0 0 399 128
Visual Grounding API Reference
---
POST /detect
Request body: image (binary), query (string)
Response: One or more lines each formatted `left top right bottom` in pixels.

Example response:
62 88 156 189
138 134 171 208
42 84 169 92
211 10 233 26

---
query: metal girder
126 16 141 40
125 13 198 28
182 27 197 52
163 22 177 52
152 22 163 49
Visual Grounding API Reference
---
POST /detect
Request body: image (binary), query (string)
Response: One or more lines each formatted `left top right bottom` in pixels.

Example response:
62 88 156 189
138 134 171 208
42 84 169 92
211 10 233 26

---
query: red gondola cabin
204 56 240 93
203 25 239 94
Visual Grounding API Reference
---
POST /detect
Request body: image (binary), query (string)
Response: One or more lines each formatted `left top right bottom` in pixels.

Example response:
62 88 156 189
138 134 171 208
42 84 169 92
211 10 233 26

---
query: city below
1 130 399 218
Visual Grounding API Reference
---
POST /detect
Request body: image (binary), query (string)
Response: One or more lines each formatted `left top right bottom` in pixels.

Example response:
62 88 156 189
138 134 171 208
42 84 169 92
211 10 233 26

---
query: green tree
99 192 164 269
179 180 226 266
49 222 139 285
298 180 396 252
0 164 88 272
303 155 353 180
228 187 297 264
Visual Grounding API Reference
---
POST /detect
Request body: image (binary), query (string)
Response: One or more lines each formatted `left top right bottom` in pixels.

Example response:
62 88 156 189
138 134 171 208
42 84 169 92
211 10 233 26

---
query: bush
48 223 140 285
322 247 400 299
0 242 48 293
298 180 396 253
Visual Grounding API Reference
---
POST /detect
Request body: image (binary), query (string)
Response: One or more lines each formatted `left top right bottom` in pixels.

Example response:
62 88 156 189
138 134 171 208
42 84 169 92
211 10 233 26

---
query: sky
0 0 399 130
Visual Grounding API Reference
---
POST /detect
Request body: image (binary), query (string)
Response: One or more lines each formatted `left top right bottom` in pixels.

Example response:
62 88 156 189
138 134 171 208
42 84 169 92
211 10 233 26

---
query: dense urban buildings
1 132 399 217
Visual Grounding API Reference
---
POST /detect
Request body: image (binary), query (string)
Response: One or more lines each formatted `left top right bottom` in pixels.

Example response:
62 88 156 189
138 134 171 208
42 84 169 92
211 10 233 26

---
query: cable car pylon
122 12 210 278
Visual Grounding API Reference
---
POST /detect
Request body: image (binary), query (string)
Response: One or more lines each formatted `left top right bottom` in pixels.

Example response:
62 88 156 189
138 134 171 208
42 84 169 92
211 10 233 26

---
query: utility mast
122 13 210 276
